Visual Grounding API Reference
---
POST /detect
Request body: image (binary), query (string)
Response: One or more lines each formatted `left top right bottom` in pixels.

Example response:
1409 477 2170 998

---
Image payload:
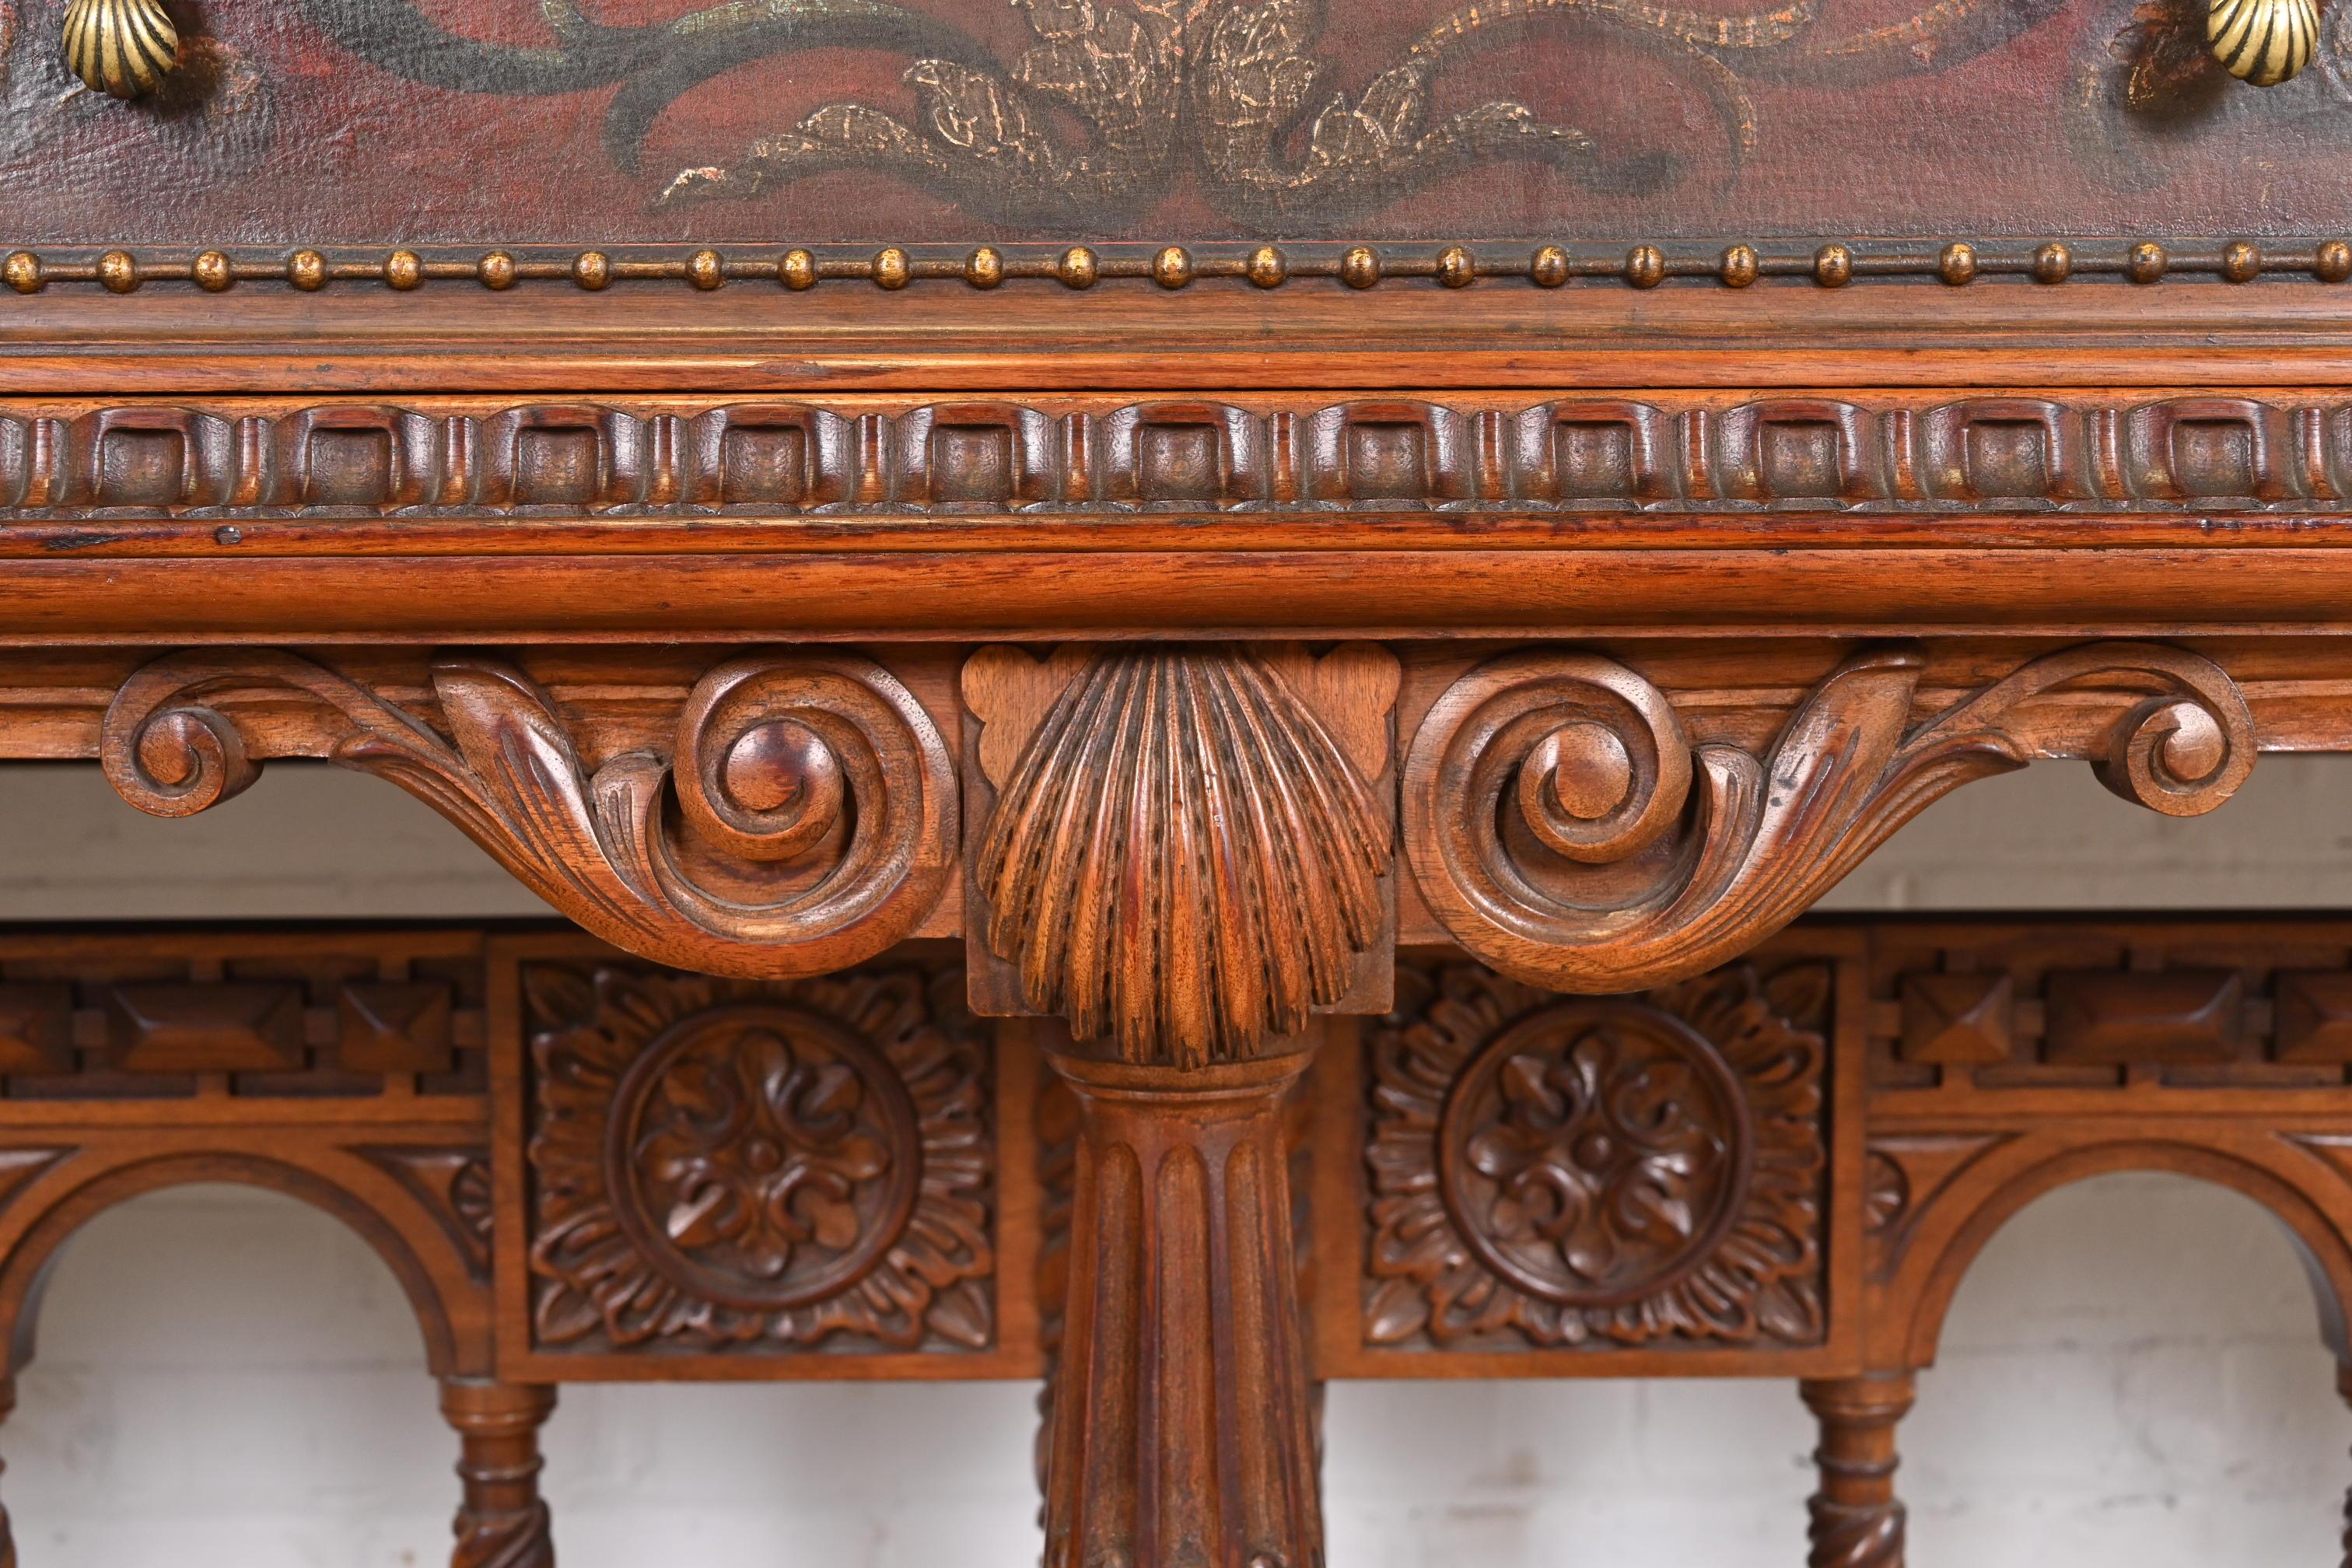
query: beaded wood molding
6 239 2352 295
7 393 2352 520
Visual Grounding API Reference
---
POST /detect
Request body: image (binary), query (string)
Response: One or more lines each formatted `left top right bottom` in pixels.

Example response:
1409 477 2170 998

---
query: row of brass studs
6 240 2352 294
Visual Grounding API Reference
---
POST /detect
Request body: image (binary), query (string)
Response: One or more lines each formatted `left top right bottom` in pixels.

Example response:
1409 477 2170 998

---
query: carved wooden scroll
100 649 958 980
1402 640 2256 994
967 644 1398 1068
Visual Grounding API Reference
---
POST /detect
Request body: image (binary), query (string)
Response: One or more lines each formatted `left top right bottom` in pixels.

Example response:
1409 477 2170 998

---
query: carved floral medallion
1365 961 1829 1349
525 962 992 1354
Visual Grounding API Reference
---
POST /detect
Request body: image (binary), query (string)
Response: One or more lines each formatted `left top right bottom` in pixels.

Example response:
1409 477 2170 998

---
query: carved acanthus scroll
1403 640 2256 993
971 644 1395 1068
101 649 957 979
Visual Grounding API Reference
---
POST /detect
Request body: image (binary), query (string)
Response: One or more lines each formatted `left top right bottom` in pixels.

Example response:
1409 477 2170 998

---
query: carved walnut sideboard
6 0 2352 1562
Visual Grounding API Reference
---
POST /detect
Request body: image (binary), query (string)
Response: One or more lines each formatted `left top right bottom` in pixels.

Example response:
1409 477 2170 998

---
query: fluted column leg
1802 1374 1916 1568
1042 1046 1321 1568
440 1378 556 1568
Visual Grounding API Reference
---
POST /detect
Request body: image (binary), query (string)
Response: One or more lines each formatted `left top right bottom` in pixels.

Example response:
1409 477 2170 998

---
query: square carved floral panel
509 954 1000 1372
1360 957 1836 1357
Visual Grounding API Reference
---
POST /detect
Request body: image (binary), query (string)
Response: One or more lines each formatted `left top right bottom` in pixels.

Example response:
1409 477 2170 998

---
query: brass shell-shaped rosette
61 0 178 98
2208 0 2319 86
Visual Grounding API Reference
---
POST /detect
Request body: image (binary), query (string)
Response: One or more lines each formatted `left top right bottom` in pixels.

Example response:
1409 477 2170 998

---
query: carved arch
1871 1132 2352 1370
0 1144 492 1381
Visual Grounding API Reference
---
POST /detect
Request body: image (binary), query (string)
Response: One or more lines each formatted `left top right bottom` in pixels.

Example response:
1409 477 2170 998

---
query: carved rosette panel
1365 961 1830 1349
523 962 992 1354
100 649 957 980
972 644 1394 1067
1403 640 2255 994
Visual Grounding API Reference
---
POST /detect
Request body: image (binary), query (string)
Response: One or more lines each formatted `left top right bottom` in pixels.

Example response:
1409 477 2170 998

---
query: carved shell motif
61 0 177 97
978 648 1390 1069
2208 0 2318 84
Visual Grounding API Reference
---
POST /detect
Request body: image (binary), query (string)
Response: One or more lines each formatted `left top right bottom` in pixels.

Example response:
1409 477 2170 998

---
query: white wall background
1 757 2350 1566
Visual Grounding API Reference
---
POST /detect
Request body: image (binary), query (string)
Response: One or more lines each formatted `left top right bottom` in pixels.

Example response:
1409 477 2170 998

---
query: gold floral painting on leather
0 0 2346 245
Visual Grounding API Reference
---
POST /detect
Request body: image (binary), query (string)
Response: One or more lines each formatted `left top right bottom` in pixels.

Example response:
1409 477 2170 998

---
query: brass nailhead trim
1055 246 1098 290
3 241 2351 293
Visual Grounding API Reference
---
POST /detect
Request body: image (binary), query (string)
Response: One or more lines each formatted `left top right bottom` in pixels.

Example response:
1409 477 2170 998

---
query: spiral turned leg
441 1379 556 1568
1802 1374 1916 1568
0 1377 18 1568
2338 1363 2352 1567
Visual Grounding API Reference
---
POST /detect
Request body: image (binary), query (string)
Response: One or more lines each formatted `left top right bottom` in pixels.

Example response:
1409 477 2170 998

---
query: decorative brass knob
61 0 178 98
2208 0 2319 85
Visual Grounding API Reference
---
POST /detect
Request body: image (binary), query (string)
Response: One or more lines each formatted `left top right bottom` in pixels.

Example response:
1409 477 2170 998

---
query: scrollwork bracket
1403 639 2256 993
101 648 958 978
